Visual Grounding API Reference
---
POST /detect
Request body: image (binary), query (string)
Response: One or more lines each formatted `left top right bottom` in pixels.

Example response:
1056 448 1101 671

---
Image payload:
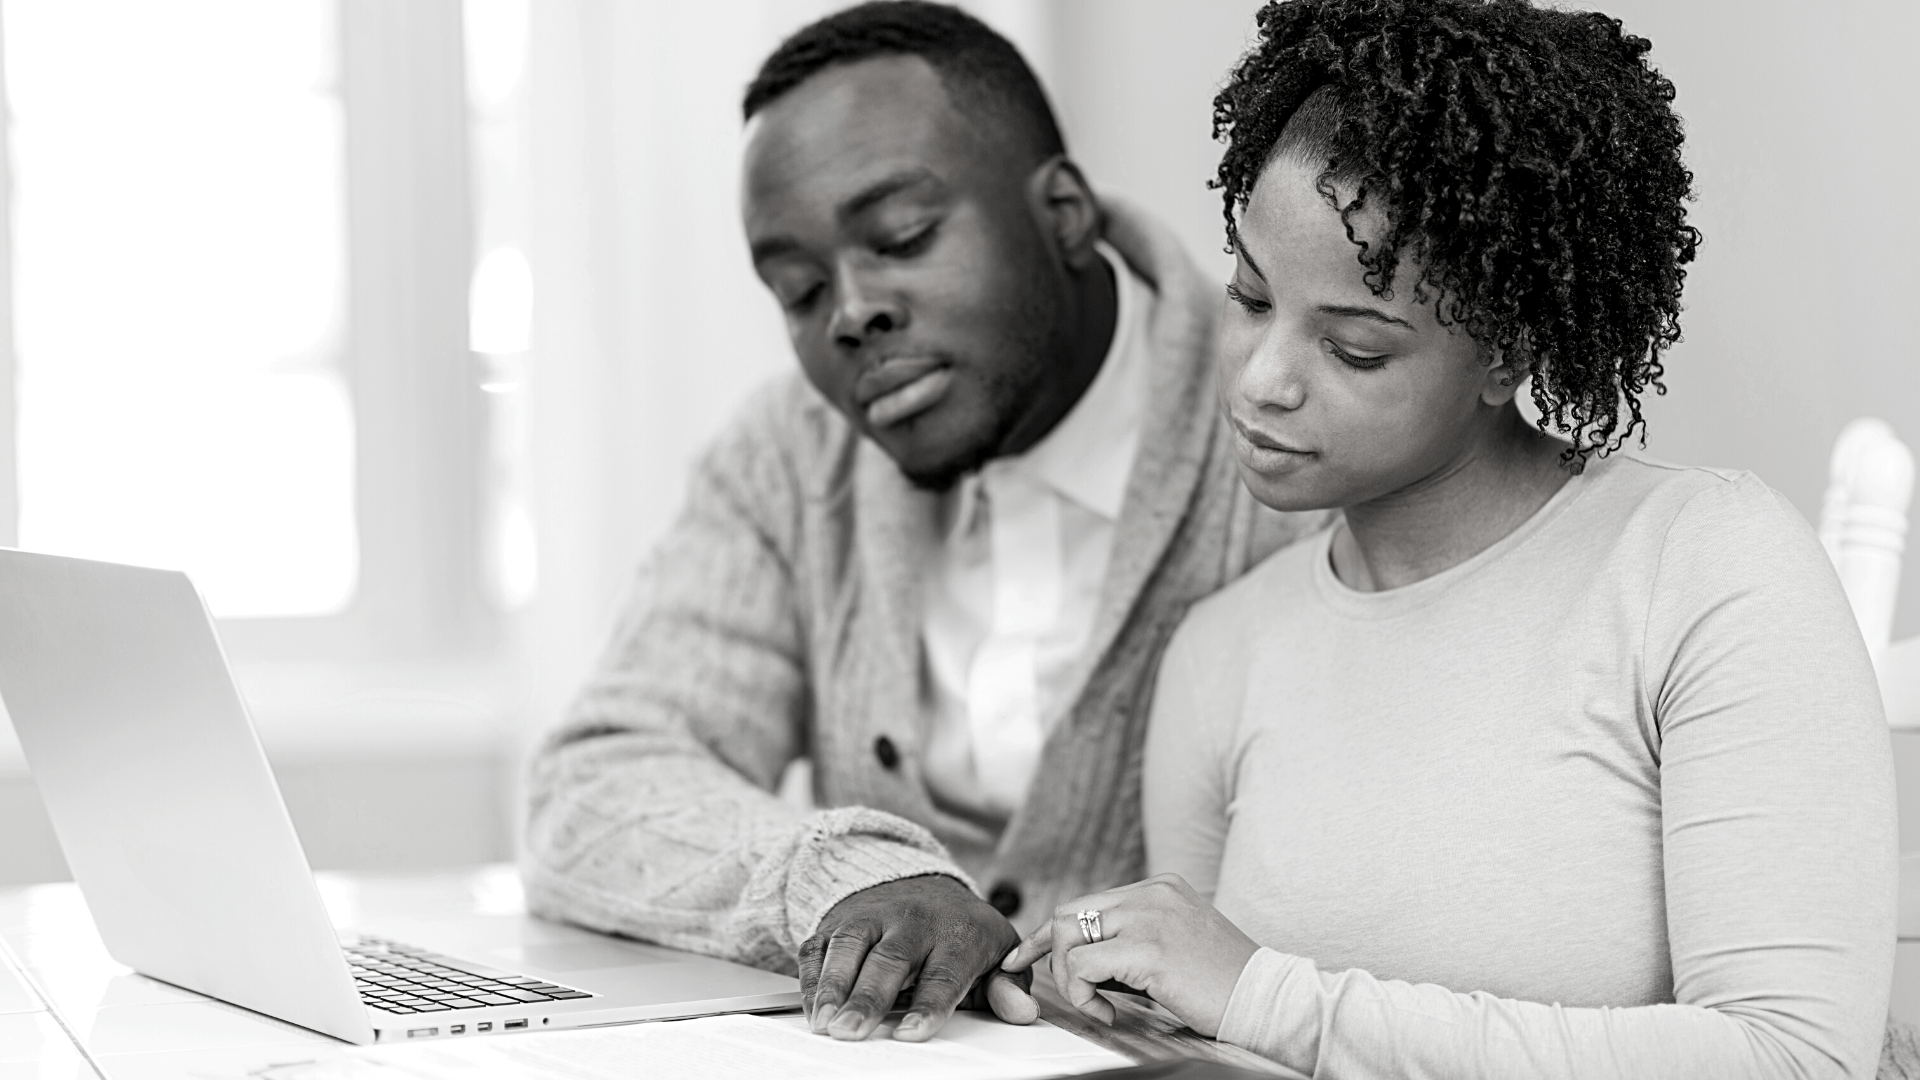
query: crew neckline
1309 454 1604 618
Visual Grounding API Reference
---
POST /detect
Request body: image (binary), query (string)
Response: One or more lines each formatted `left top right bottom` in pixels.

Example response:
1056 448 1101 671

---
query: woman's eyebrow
1317 303 1416 331
1233 240 1268 282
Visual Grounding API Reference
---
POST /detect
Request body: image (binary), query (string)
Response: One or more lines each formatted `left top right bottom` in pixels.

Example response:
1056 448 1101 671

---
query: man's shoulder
704 372 861 495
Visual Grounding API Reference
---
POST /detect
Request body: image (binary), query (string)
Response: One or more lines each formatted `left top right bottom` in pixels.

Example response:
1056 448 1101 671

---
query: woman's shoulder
1585 454 1851 664
1582 452 1757 507
1581 453 1816 559
1177 523 1331 649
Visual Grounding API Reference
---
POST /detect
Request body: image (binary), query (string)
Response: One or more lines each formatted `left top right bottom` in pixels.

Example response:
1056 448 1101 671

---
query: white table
0 865 1284 1078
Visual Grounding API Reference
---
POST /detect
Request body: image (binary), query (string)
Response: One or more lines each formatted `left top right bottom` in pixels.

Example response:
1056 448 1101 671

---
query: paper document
262 1011 1132 1080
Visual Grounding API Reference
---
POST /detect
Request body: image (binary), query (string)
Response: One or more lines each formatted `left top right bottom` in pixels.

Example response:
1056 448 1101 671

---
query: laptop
0 548 800 1044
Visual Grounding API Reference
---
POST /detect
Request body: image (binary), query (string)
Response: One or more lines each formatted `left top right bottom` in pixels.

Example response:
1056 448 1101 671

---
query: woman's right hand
999 873 1260 1037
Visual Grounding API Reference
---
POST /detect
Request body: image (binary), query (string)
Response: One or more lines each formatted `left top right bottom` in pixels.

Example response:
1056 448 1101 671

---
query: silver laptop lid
0 549 375 1044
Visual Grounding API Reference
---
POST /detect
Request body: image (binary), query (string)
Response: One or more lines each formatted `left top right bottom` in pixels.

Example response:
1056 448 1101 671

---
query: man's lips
854 357 954 429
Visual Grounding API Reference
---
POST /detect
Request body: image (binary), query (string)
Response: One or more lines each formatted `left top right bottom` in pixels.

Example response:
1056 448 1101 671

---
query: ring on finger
1076 909 1103 945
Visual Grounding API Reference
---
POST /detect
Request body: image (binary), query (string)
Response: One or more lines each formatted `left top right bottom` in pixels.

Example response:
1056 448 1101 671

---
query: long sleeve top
1145 455 1898 1079
521 203 1323 973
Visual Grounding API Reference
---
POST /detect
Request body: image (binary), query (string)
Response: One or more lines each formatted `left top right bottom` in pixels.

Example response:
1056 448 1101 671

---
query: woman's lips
1232 417 1314 469
856 358 954 429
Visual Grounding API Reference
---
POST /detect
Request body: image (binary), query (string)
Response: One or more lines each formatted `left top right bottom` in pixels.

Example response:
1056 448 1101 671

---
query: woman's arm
1142 611 1243 897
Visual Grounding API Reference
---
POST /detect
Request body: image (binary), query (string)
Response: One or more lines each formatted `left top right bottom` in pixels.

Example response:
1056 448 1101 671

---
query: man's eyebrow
749 236 800 266
749 170 943 266
841 169 940 219
1317 304 1416 331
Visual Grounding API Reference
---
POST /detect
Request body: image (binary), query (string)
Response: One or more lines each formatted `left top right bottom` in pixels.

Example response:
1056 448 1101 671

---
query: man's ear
1027 155 1104 272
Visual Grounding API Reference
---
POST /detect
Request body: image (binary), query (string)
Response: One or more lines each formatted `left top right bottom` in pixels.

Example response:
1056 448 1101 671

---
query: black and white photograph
0 2 1914 1077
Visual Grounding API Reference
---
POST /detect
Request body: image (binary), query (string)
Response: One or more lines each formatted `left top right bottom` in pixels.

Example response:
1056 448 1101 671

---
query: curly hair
1212 0 1701 464
743 1 1063 167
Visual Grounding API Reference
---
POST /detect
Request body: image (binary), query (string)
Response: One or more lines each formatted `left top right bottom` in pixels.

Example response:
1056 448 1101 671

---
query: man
523 1 1318 1044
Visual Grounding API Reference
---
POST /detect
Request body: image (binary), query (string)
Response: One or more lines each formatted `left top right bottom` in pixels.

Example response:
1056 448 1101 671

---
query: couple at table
522 1 1897 1076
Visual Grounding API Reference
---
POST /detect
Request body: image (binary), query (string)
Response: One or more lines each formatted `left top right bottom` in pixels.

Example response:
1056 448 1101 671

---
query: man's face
741 55 1067 489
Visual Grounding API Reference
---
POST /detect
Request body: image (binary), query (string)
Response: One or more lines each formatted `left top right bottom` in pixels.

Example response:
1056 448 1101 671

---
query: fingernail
1001 947 1020 969
829 1009 865 1036
895 1014 925 1039
812 1003 836 1033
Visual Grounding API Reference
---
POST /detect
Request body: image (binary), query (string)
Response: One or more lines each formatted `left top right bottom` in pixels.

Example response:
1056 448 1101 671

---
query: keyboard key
411 1003 452 1012
344 940 590 1001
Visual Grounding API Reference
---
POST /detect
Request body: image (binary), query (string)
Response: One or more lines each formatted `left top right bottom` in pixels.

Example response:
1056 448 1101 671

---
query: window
1 0 495 664
6 0 356 618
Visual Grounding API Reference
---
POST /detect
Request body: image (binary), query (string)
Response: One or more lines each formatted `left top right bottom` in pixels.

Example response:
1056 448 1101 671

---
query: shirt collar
987 242 1148 521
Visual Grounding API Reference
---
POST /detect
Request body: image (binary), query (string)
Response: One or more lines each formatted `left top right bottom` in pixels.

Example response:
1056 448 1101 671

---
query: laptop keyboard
345 938 594 1015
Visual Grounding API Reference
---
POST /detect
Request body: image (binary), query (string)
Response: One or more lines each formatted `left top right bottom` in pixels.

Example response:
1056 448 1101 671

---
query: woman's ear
1478 335 1531 407
1027 155 1104 272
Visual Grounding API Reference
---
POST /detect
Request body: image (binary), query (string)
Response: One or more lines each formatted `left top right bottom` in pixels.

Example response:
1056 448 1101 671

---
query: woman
1001 1 1898 1076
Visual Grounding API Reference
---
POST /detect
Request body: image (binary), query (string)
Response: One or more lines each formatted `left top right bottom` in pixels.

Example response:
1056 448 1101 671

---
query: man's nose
826 264 908 349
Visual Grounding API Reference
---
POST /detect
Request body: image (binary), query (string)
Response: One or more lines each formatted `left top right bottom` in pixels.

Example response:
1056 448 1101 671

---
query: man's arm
521 383 969 974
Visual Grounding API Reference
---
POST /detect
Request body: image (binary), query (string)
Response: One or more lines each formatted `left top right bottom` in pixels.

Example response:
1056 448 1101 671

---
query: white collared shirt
920 245 1149 826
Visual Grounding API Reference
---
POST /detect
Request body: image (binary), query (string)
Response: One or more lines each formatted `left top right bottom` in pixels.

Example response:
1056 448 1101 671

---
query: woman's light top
1146 454 1896 1079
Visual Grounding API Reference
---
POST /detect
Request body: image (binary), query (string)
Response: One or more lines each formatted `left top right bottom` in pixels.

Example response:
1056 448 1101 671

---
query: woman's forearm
1219 947 1869 1080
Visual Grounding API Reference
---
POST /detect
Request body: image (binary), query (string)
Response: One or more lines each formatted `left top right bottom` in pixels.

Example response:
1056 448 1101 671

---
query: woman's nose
1237 331 1309 412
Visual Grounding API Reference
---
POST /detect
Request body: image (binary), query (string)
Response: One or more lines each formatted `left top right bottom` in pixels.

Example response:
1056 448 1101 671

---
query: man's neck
996 249 1119 459
1331 407 1573 592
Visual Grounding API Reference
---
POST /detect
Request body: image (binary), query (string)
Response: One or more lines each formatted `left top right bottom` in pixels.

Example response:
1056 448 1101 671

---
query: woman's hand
999 873 1260 1037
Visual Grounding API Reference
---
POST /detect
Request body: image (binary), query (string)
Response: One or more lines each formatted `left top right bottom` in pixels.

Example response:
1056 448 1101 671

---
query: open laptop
0 548 799 1044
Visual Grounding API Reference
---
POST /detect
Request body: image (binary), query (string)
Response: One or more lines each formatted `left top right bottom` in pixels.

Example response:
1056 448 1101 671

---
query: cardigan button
873 735 899 770
987 883 1022 918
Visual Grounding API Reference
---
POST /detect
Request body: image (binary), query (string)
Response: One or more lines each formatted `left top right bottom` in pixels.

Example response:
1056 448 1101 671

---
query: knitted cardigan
521 204 1326 974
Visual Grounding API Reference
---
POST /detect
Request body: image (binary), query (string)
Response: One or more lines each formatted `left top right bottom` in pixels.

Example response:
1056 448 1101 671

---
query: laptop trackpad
495 941 676 972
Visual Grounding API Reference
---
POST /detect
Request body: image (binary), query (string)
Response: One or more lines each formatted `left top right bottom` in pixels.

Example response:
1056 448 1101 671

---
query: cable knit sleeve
521 380 969 974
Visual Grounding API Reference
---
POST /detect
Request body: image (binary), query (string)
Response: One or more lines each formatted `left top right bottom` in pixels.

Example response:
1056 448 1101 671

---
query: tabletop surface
0 865 1286 1079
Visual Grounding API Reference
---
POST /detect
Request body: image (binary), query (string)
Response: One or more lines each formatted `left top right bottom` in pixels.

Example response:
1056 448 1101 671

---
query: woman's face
1217 155 1517 512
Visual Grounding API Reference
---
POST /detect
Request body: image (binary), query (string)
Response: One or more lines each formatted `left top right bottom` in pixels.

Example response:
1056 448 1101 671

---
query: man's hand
799 874 1037 1042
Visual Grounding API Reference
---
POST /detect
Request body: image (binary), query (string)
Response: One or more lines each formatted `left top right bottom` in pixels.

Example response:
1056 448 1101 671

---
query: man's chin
862 394 1019 492
884 436 998 493
899 454 987 493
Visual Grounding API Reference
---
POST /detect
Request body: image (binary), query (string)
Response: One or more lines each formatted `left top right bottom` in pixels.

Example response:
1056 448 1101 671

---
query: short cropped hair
1213 0 1701 464
743 1 1065 166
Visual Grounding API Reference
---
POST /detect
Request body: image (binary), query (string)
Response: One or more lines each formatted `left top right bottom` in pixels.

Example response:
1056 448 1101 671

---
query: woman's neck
1330 406 1574 592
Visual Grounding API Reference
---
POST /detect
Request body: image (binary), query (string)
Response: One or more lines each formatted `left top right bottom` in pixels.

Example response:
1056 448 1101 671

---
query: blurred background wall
2 0 1917 882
